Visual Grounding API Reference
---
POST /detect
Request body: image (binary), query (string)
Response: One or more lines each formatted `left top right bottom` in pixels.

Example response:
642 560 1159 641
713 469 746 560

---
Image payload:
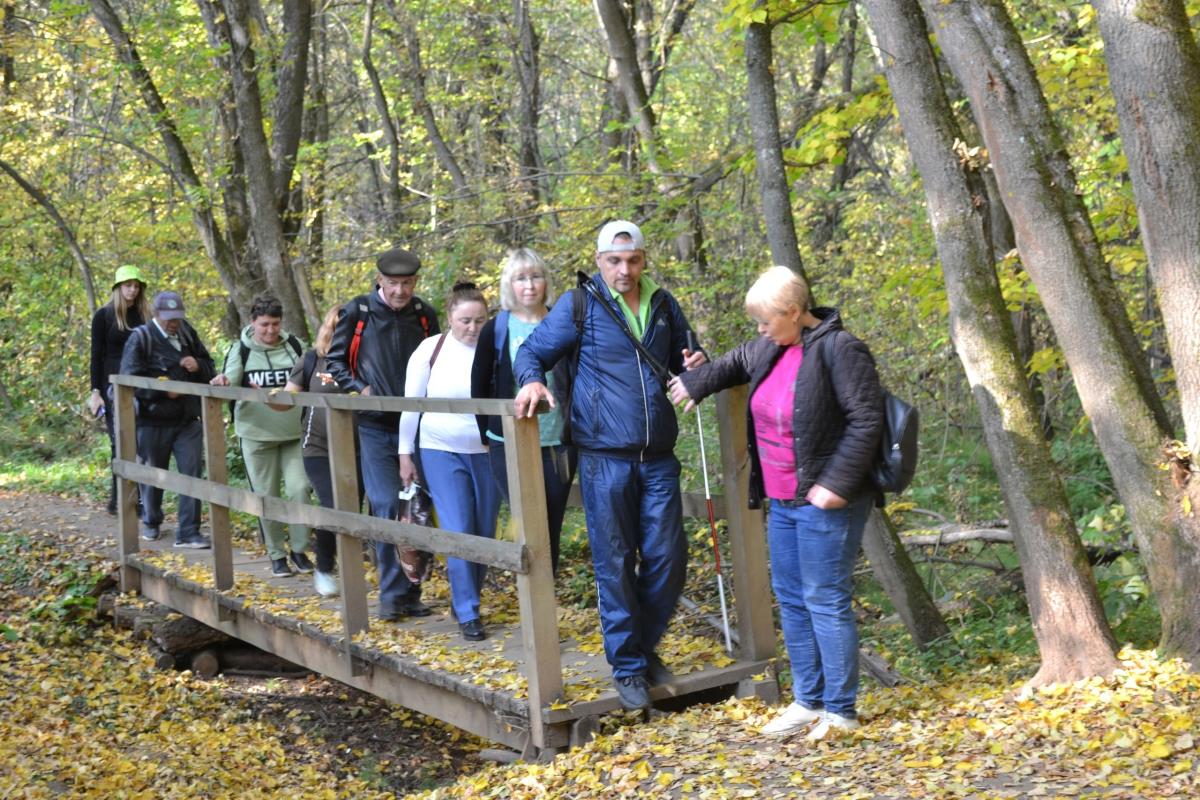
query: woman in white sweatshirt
398 283 498 641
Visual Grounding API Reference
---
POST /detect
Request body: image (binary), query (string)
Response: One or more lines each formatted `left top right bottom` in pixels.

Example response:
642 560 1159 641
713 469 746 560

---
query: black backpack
822 333 919 494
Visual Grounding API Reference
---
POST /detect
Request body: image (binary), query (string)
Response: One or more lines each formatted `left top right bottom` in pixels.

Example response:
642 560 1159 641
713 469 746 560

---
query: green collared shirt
608 274 660 339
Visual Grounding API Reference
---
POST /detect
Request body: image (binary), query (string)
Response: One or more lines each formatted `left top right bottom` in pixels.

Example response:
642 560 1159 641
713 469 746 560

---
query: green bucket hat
112 264 147 289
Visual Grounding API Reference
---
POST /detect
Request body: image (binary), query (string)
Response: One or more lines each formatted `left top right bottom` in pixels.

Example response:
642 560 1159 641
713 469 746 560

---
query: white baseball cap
596 220 645 253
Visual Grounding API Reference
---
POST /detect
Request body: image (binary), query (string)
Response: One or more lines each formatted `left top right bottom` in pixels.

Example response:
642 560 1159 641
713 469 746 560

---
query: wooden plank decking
108 375 780 757
123 532 775 753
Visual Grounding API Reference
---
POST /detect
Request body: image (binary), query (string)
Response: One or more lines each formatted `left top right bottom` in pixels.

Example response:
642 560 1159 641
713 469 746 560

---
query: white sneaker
761 702 823 736
806 711 860 741
313 570 340 598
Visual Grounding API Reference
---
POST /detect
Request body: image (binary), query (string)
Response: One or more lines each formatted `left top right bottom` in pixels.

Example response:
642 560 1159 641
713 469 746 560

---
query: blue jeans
767 497 870 719
137 419 203 540
358 424 420 615
579 452 686 678
488 443 576 574
421 448 499 624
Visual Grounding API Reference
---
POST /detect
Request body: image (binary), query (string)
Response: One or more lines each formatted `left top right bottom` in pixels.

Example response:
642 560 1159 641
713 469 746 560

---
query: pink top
750 344 804 500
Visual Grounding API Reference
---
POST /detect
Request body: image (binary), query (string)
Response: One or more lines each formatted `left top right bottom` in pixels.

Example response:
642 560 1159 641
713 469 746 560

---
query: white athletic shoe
313 570 340 598
806 711 860 741
761 702 823 736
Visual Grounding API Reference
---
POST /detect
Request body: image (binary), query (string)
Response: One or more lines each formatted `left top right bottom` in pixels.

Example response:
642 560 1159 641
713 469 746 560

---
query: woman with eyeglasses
470 248 577 575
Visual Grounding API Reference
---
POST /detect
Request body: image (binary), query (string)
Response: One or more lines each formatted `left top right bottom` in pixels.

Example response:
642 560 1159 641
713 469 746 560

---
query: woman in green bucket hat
89 264 149 514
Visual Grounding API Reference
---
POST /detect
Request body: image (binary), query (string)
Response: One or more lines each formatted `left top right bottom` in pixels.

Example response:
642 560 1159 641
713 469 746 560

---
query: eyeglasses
512 273 547 285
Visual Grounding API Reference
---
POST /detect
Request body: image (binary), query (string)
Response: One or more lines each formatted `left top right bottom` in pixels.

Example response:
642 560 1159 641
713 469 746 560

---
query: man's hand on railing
210 374 230 387
514 381 553 418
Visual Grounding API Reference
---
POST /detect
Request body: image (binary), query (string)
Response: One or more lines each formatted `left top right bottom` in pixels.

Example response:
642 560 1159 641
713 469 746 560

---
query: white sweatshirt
398 333 487 455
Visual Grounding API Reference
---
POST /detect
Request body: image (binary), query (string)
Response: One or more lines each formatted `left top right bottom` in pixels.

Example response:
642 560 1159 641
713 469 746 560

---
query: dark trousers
578 452 687 678
137 419 204 540
487 442 576 574
303 454 365 574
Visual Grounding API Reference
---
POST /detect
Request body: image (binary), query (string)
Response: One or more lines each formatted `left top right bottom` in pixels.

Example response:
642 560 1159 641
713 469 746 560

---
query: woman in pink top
669 266 884 740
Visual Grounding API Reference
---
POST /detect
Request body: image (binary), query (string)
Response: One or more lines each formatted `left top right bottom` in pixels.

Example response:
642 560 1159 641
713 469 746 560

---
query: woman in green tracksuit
211 296 313 577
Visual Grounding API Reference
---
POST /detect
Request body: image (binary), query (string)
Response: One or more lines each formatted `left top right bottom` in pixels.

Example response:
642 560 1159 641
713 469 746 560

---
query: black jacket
118 320 216 426
90 303 145 396
325 289 439 429
470 311 575 445
679 308 884 508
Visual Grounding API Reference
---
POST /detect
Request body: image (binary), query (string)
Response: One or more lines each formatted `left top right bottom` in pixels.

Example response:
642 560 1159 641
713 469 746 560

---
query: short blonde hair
744 266 809 319
498 248 556 311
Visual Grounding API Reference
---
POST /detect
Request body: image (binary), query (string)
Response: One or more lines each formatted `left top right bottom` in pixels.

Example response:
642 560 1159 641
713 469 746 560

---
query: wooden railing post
715 386 775 661
328 406 369 664
502 412 563 751
202 397 234 592
114 382 140 593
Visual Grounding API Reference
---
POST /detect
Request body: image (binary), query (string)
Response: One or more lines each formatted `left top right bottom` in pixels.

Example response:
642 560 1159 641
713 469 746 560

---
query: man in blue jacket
514 221 705 710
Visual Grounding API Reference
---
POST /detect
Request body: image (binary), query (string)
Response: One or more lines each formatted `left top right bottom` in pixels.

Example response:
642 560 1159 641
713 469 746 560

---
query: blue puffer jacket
514 272 695 459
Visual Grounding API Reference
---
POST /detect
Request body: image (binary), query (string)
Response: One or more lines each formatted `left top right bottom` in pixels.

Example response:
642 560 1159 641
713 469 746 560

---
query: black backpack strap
300 348 318 390
286 334 303 360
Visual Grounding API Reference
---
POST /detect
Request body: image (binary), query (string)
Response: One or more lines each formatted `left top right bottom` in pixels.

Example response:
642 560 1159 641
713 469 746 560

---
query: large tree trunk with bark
1091 0 1200 454
219 0 312 336
918 0 1200 662
866 0 1118 684
744 14 806 280
90 0 256 319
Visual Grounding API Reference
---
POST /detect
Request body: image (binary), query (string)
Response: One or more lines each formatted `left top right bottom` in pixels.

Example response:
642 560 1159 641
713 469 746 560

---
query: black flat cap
377 247 421 276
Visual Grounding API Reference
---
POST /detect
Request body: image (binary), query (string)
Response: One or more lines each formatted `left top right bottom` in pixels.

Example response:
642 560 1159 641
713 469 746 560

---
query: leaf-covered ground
2 491 1198 798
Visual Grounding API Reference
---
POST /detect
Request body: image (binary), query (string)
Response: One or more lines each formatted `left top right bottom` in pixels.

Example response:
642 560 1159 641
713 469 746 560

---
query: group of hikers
88 220 886 740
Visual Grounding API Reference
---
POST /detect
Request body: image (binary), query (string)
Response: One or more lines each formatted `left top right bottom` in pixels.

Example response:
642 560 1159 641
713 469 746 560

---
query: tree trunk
90 0 256 318
361 0 406 223
861 509 950 649
866 0 1119 684
918 0 1200 662
512 0 546 213
304 3 329 280
220 0 312 337
385 0 470 197
1091 0 1200 454
744 14 806 280
0 157 99 313
270 0 311 216
1 3 15 95
594 0 662 175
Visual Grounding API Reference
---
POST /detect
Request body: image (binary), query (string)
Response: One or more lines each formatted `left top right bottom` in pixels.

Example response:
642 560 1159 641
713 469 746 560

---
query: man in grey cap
326 248 440 621
514 221 705 710
119 291 216 547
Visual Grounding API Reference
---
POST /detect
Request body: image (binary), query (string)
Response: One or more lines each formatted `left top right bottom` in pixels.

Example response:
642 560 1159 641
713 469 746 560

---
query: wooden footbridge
108 375 779 758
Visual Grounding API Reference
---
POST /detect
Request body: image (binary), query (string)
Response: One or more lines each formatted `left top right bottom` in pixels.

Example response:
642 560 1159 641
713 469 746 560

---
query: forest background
2 0 1200 697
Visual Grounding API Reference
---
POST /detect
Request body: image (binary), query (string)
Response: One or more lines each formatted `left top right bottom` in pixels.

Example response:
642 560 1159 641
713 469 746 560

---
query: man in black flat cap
326 248 440 621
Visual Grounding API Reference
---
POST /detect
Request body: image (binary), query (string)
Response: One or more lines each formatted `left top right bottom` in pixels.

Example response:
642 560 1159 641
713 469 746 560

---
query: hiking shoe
400 598 432 618
140 525 161 542
459 619 487 641
614 675 651 710
313 570 339 598
805 711 860 741
646 653 675 686
175 535 211 550
271 557 294 577
289 551 314 574
762 702 823 736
